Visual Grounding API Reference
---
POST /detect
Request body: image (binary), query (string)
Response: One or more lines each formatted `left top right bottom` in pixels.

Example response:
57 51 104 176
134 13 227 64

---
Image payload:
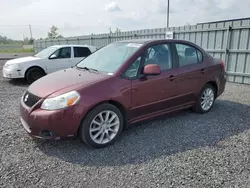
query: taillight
221 60 225 70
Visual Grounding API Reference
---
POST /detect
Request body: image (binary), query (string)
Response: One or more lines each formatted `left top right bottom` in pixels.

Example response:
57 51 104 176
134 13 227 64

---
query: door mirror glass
143 64 161 75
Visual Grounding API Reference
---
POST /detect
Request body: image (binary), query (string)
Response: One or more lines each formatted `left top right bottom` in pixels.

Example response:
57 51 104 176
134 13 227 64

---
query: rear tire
79 103 124 148
192 84 216 114
25 67 45 84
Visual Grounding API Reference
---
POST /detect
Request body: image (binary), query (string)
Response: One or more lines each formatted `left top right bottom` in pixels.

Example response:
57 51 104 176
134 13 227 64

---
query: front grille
23 91 41 107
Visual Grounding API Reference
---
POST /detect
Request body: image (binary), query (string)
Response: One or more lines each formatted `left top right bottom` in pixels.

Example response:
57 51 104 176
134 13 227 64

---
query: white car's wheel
25 67 45 84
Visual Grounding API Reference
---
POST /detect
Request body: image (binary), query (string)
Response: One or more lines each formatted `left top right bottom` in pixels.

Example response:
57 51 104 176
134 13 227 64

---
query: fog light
39 130 55 138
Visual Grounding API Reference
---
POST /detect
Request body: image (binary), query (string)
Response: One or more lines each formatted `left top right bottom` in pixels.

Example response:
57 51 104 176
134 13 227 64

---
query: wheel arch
77 100 128 136
24 66 46 78
205 80 218 98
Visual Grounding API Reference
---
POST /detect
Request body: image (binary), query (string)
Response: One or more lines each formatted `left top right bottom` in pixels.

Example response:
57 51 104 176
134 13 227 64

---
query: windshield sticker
126 43 142 48
107 73 113 75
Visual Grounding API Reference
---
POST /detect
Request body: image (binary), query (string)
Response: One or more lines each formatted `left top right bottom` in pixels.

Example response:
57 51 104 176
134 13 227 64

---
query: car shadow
36 99 250 167
8 78 29 86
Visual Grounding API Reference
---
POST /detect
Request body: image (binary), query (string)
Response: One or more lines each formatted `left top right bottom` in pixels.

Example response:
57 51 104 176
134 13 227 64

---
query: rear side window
175 44 203 67
74 47 91 58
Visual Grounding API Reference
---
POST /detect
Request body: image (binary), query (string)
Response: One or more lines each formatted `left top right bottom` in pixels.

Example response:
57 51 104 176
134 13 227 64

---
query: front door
45 47 73 73
128 43 177 121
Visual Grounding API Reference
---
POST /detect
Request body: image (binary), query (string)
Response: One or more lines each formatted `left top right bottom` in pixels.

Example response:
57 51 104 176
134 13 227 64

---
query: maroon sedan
20 39 226 148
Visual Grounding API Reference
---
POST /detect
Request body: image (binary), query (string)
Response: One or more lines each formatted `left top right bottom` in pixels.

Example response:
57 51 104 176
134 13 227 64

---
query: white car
2 44 97 83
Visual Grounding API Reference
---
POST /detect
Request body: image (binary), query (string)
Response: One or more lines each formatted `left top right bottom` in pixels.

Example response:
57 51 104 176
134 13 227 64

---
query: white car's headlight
4 63 19 69
41 91 80 110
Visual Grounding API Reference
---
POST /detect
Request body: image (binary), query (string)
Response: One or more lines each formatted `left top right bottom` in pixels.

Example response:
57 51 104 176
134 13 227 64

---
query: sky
0 0 250 40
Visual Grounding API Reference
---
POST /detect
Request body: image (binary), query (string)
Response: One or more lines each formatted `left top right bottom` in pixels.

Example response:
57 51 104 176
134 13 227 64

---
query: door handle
169 75 175 81
201 69 205 74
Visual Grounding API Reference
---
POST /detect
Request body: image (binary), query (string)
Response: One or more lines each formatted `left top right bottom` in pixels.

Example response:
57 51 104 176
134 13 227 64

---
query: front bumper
20 99 88 140
3 67 24 78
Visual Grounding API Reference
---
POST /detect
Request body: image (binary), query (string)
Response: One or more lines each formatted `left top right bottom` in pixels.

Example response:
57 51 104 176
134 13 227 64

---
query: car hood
28 68 110 98
5 56 41 65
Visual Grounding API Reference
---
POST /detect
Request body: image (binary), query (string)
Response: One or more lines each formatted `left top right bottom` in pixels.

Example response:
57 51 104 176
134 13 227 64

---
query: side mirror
143 64 161 76
50 54 57 59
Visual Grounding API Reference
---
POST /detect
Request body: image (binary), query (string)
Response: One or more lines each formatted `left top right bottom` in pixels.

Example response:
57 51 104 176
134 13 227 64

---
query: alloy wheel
89 110 120 144
201 88 214 111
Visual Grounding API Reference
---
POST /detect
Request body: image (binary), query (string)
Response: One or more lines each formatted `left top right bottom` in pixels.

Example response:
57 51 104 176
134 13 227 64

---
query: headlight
4 63 18 69
41 91 80 110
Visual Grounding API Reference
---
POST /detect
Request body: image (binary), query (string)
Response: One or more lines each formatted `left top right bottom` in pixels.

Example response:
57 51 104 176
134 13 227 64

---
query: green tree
115 28 121 33
23 37 29 44
47 25 63 39
0 35 23 44
23 37 34 44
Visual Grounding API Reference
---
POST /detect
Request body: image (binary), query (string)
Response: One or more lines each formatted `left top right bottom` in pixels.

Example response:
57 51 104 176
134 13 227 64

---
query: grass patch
0 48 34 53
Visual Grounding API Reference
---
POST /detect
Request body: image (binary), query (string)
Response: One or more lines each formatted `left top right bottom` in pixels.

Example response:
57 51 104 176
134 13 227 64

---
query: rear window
74 47 91 58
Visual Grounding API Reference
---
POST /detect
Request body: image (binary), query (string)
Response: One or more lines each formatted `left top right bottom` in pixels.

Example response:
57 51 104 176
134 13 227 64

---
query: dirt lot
0 59 250 188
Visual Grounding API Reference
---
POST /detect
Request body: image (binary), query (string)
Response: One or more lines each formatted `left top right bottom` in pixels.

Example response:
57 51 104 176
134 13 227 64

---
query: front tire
192 84 216 114
25 67 45 84
79 103 124 148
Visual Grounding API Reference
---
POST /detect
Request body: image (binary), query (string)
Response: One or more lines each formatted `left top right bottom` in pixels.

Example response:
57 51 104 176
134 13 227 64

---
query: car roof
117 39 194 44
116 39 205 51
117 39 155 44
50 44 96 48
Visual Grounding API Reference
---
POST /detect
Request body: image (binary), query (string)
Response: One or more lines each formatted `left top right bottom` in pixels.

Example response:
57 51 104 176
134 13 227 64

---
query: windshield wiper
88 68 99 73
76 66 99 73
76 66 89 71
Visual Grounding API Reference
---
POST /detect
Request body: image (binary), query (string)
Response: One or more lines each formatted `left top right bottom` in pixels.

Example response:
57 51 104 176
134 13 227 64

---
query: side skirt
128 102 195 124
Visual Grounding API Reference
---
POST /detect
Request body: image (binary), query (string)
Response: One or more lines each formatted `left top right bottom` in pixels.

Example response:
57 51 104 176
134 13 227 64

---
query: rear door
128 42 178 121
45 47 73 73
171 42 206 105
73 47 92 65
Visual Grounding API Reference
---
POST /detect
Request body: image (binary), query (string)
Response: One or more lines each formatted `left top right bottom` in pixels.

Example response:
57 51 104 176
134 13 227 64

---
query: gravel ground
0 59 250 188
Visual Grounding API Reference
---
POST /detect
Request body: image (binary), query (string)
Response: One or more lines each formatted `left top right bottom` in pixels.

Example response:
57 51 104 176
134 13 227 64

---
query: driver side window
144 44 172 71
50 47 71 59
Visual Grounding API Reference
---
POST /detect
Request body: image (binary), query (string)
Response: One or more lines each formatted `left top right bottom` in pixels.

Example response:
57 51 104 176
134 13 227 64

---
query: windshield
34 46 58 58
76 42 142 73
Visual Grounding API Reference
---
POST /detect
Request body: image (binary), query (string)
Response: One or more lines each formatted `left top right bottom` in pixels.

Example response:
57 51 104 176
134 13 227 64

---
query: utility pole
29 24 33 39
166 0 170 28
